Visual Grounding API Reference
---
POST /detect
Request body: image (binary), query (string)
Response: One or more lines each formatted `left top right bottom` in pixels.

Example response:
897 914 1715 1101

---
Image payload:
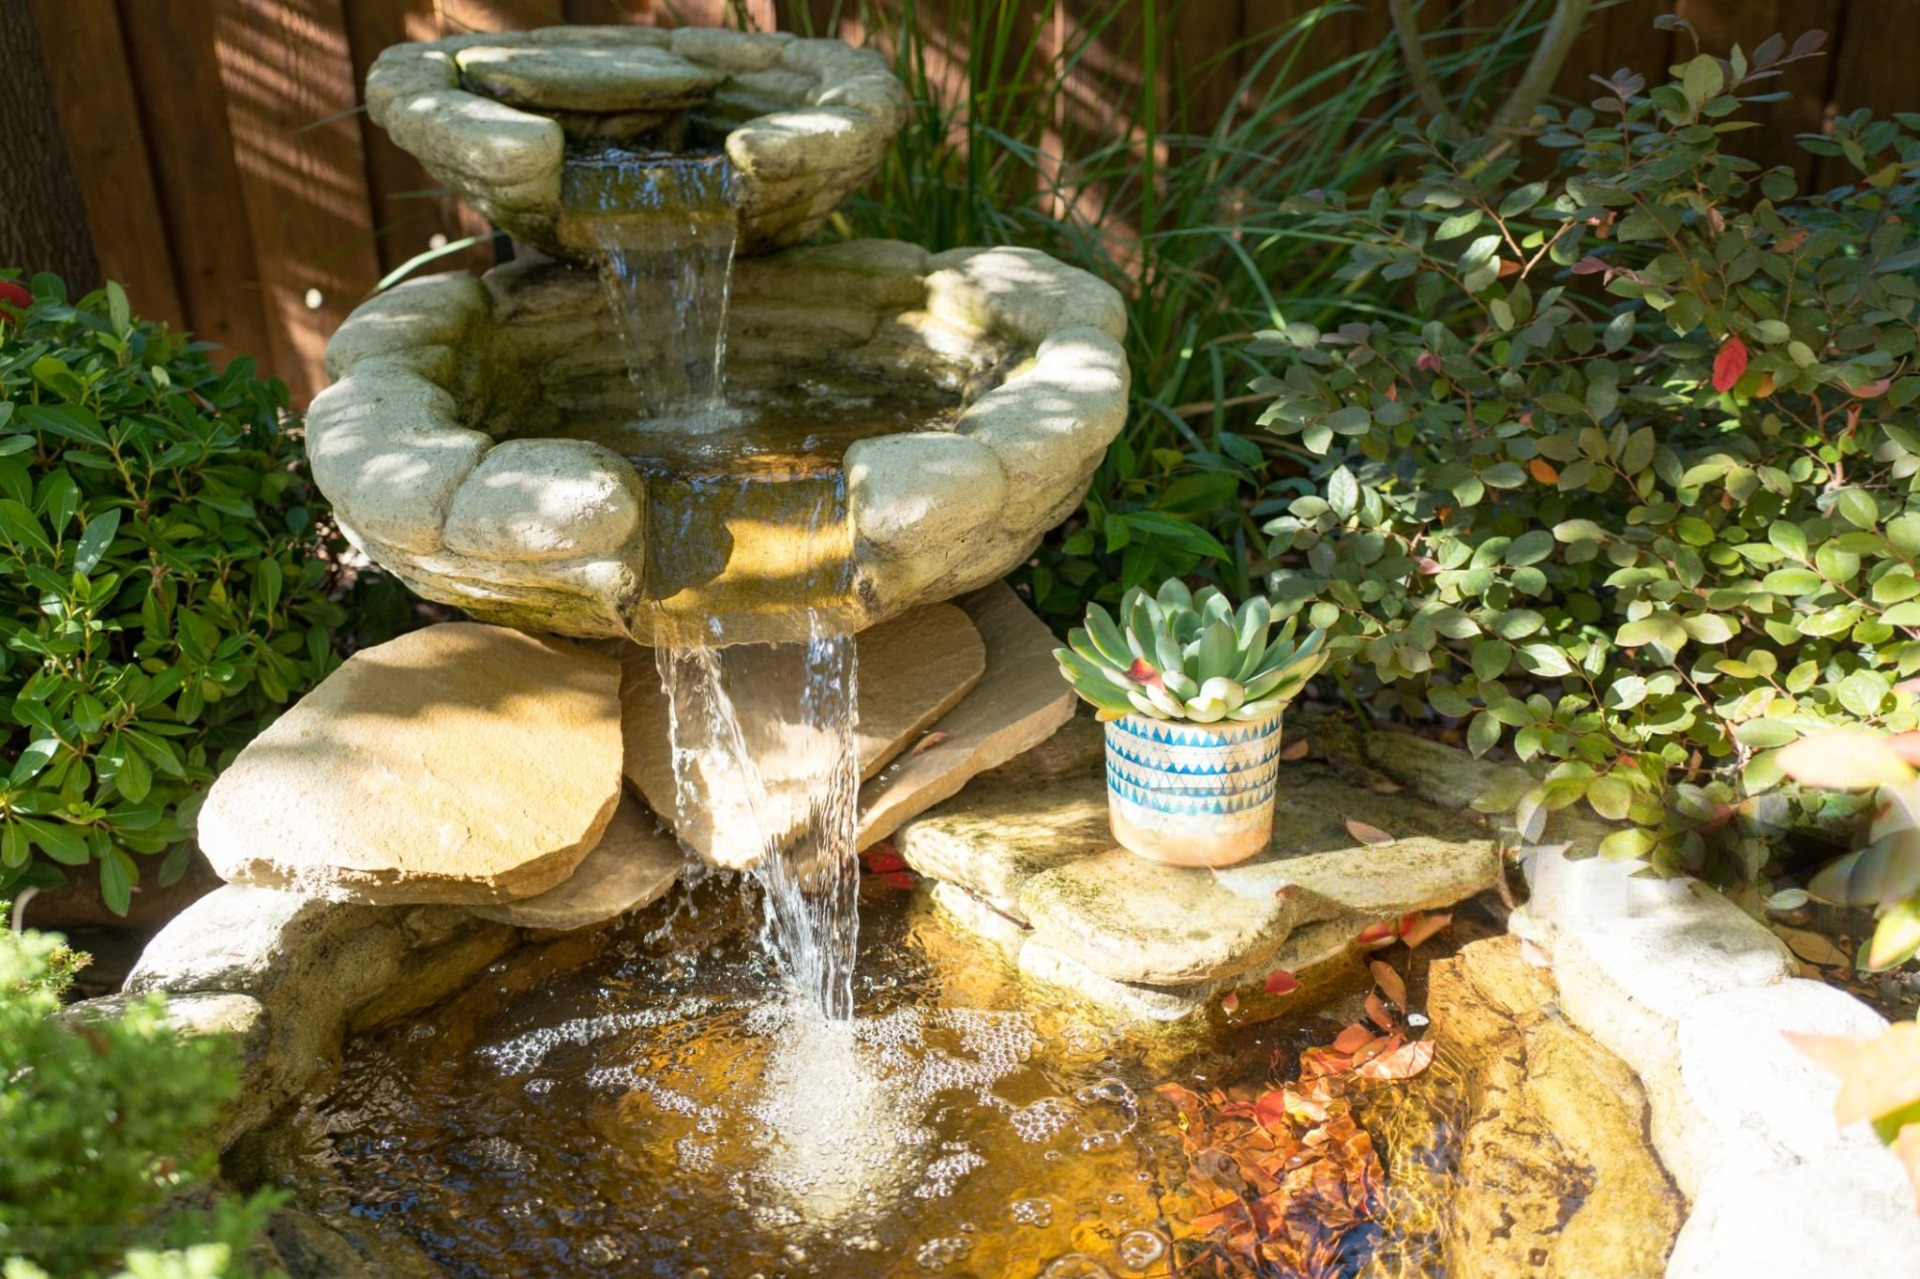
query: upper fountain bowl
367 25 908 261
309 241 1128 645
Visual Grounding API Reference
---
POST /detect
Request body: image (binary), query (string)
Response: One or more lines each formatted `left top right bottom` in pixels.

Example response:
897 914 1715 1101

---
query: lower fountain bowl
308 240 1129 644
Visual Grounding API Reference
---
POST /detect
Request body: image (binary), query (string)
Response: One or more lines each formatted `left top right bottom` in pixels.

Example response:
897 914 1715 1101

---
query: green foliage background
1251 36 1920 880
0 916 274 1278
0 277 370 911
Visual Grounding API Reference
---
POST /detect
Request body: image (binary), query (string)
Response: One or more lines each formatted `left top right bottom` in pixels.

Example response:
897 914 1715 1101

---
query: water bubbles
578 1234 625 1265
477 1011 671 1076
914 1236 973 1271
1075 1079 1135 1106
1011 1096 1075 1143
914 1149 986 1199
1115 1229 1168 1271
1042 1254 1115 1278
1073 1077 1138 1152
1009 1198 1055 1228
523 1077 555 1096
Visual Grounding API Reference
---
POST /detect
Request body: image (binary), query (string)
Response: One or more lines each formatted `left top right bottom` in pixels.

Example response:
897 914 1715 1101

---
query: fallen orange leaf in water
1159 966 1436 1278
1264 970 1300 995
1364 992 1394 1032
1398 911 1453 950
1354 920 1397 948
1332 1024 1374 1054
1370 960 1408 1009
1346 819 1395 846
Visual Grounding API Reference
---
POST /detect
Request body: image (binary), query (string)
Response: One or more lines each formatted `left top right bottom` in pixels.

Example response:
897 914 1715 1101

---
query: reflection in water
307 881 1469 1279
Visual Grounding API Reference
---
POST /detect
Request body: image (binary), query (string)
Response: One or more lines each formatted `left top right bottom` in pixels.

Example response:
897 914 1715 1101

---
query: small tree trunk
0 4 100 290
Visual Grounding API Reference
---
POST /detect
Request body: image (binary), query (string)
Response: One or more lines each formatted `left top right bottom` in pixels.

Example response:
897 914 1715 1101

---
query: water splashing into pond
651 613 862 1019
571 148 863 1019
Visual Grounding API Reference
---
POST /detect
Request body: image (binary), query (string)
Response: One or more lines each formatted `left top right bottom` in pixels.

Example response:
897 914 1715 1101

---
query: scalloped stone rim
365 26 908 259
312 242 1129 643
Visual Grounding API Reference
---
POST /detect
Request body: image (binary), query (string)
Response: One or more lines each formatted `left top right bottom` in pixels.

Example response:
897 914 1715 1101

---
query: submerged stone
1430 936 1683 1279
197 623 623 905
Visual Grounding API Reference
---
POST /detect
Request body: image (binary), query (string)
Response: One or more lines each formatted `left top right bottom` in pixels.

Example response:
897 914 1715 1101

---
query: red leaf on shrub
1712 337 1749 393
1528 458 1559 485
1264 970 1299 995
1416 351 1443 373
0 280 29 311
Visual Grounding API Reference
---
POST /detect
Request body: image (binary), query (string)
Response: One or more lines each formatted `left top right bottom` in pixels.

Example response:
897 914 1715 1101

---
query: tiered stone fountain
124 24 1517 1026
68 28 1920 1279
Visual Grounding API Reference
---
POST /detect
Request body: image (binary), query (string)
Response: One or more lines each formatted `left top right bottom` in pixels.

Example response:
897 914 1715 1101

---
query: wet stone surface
896 720 1502 1006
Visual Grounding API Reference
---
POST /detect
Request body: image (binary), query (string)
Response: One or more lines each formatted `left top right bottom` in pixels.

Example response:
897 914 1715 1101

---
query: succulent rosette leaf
1054 581 1327 723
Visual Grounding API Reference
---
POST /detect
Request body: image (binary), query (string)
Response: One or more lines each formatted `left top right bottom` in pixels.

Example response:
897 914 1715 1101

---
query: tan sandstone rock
198 623 623 905
618 601 987 866
1430 936 1683 1279
469 794 685 931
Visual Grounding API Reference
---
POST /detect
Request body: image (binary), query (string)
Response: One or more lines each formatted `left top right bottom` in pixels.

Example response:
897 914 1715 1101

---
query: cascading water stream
568 148 864 1020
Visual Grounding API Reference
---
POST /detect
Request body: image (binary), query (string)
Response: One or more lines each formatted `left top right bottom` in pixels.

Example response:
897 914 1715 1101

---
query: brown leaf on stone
906 730 953 758
1280 738 1311 762
1772 924 1851 968
1346 819 1395 847
1366 776 1405 794
1370 959 1408 1009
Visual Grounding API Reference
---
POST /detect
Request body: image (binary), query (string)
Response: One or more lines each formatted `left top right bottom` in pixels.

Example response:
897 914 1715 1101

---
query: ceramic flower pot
1103 711 1284 868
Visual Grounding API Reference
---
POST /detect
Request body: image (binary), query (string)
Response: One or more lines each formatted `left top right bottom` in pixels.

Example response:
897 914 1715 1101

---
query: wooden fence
23 0 1910 403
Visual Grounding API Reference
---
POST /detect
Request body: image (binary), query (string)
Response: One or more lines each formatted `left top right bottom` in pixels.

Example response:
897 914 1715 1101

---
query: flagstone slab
470 794 686 931
618 601 985 867
899 745 1500 989
855 582 1077 848
198 623 623 905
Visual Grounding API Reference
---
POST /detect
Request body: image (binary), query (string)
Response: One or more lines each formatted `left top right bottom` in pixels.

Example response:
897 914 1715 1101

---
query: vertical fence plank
342 0 497 281
210 0 384 403
115 0 276 367
23 0 179 315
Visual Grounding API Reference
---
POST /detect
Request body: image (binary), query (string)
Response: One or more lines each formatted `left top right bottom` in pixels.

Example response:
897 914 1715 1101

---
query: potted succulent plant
1055 582 1326 868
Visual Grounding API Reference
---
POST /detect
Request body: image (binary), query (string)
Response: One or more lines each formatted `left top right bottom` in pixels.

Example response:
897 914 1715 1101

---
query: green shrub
1248 30 1920 879
791 0 1555 626
0 911 274 1278
0 275 362 912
